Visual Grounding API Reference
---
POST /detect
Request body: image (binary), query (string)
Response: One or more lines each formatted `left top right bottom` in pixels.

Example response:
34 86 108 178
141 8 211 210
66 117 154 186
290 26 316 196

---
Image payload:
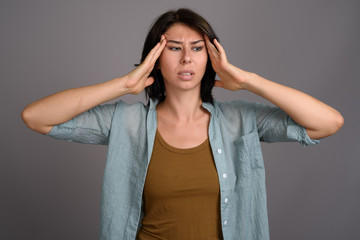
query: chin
176 82 202 92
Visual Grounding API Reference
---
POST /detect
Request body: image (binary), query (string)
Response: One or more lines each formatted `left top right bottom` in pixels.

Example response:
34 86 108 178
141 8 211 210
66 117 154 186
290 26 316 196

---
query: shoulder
114 100 149 114
210 99 260 130
214 99 256 116
110 100 152 129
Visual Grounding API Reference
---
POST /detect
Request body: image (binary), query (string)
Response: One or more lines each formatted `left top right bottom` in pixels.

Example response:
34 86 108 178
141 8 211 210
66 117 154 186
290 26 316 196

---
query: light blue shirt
47 99 319 240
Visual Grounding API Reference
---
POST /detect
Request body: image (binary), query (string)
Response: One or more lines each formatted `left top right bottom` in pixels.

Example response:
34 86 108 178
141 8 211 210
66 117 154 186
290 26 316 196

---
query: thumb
214 79 224 88
145 76 155 87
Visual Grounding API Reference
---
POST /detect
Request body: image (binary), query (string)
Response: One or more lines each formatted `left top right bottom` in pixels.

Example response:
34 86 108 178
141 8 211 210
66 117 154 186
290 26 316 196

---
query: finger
204 35 216 52
152 35 166 62
213 39 225 55
205 38 220 61
214 80 224 88
204 35 213 53
204 34 211 46
143 36 164 62
143 42 160 66
145 35 166 66
205 35 219 51
213 39 229 64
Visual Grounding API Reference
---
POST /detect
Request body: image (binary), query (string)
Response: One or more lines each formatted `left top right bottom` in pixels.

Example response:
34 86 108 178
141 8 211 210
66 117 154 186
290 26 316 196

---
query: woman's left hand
205 36 343 139
205 35 251 91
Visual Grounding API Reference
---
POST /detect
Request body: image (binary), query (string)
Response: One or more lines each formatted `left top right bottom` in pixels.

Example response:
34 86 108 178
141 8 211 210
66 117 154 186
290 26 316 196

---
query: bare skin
22 24 343 145
157 24 343 148
155 23 210 148
22 36 167 135
204 34 344 139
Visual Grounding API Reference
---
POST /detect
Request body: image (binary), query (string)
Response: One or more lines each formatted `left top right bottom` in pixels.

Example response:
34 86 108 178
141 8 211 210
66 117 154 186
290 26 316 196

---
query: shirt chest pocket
235 131 264 171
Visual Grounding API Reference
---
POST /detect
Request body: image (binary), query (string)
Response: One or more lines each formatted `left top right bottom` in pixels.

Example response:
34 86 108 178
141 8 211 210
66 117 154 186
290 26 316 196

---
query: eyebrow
166 40 204 44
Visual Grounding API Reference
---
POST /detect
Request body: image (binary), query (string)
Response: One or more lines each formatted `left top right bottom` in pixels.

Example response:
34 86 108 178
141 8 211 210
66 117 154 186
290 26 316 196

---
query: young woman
22 8 343 240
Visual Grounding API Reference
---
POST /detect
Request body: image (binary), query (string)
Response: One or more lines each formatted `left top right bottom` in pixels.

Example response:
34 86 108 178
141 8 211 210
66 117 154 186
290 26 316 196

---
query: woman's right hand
21 36 166 134
123 35 167 95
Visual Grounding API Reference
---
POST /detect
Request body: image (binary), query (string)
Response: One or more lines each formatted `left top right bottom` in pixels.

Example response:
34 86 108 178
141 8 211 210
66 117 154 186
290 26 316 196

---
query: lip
177 70 195 80
178 70 195 75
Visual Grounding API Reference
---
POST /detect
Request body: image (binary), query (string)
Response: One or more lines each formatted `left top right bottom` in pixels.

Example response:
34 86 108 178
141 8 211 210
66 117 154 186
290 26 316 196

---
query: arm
22 36 167 135
205 35 344 139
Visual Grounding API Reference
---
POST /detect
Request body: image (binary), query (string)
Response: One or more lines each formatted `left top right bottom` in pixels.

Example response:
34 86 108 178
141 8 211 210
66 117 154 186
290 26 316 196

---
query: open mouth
179 73 194 76
178 70 195 76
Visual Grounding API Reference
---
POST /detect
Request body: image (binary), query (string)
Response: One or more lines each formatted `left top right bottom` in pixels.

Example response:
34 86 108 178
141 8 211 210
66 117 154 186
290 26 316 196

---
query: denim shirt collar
148 98 159 110
202 101 216 115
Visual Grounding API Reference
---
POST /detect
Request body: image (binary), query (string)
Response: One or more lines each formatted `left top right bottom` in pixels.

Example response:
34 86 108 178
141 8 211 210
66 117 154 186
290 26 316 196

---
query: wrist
242 73 269 95
106 77 131 96
232 66 255 91
242 72 260 92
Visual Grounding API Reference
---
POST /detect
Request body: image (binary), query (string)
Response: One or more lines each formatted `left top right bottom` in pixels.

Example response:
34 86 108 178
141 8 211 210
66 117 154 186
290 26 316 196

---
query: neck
157 90 205 122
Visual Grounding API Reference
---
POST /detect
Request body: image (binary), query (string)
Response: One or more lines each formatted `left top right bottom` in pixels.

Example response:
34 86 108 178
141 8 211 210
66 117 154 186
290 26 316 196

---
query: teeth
180 73 192 75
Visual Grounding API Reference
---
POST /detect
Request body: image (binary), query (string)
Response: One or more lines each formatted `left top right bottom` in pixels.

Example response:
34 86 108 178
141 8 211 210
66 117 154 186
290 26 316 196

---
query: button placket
215 145 229 229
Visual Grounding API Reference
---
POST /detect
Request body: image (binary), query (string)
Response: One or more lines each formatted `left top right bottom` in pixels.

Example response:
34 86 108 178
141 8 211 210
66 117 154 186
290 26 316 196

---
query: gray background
1 0 359 239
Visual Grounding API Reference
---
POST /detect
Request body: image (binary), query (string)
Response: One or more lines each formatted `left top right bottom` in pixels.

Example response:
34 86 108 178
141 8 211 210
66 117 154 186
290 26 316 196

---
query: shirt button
217 148 222 154
222 173 227 178
223 220 227 225
224 198 228 203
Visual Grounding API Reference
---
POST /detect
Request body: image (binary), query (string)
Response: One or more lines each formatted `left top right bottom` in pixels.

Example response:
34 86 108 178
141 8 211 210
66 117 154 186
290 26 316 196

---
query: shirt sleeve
252 102 320 146
45 102 117 145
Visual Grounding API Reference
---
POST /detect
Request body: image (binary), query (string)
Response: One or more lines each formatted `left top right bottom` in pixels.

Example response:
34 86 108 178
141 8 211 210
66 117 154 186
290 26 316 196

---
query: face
158 23 208 93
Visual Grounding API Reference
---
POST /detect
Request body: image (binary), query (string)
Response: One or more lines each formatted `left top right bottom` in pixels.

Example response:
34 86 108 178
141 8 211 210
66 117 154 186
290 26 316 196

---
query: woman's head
138 8 219 104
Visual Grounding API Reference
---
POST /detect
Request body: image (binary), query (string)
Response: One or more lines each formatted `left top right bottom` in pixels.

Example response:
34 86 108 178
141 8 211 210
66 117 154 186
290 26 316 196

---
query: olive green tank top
137 130 223 240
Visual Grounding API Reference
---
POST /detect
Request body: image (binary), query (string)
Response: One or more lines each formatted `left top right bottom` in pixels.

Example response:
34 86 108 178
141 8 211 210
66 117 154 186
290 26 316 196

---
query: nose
182 57 191 64
181 49 191 64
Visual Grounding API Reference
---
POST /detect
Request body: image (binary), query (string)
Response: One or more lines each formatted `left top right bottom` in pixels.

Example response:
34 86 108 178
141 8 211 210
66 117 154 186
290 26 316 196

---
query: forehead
164 23 203 41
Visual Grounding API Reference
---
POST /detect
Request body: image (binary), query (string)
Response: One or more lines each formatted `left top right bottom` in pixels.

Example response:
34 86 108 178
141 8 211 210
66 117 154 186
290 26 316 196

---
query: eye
169 47 181 51
193 46 203 51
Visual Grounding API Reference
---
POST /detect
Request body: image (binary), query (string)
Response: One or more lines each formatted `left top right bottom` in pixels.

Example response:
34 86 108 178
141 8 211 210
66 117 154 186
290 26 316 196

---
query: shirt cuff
45 122 75 140
287 118 320 146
